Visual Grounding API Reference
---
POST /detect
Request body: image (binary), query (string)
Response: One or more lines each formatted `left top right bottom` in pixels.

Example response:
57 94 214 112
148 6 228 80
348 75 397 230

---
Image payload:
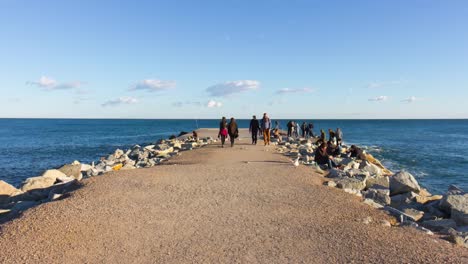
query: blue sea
0 119 467 194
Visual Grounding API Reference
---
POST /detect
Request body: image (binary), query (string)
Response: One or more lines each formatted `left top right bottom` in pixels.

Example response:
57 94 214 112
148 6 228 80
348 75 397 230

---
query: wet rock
389 171 421 196
58 164 82 179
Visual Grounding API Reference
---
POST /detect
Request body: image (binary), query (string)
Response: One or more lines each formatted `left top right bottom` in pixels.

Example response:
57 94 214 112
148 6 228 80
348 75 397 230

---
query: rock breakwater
275 136 468 248
0 135 216 220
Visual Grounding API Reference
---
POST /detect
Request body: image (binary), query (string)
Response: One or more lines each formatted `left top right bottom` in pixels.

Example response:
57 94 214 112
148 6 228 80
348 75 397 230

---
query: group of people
217 113 275 147
286 121 315 138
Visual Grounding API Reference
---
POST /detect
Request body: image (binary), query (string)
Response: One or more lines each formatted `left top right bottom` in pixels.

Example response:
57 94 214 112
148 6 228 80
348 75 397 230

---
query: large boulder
390 192 418 209
58 164 82 180
359 160 382 176
363 187 391 205
0 180 22 204
366 175 390 189
42 169 67 180
389 171 421 196
335 177 366 191
439 192 468 225
21 176 56 192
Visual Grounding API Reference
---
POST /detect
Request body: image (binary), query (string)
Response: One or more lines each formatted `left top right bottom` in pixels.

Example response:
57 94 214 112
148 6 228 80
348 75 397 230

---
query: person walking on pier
249 115 261 145
228 117 239 147
261 113 272 145
218 117 228 148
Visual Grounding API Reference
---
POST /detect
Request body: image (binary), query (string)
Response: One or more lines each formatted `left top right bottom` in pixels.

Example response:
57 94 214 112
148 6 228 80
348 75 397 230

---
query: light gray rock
363 198 384 209
85 168 100 177
324 181 337 187
80 163 93 172
56 175 75 183
359 160 382 176
345 169 370 179
389 171 421 196
58 164 82 179
121 164 136 170
439 193 468 225
335 177 366 191
21 176 56 192
390 192 418 209
42 169 67 180
1 180 22 204
402 208 424 221
366 176 390 189
364 187 391 205
327 169 347 179
114 149 124 159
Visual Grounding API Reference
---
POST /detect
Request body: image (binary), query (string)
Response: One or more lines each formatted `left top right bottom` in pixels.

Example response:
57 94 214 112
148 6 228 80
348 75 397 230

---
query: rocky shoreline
274 136 468 248
0 134 216 221
1 130 467 248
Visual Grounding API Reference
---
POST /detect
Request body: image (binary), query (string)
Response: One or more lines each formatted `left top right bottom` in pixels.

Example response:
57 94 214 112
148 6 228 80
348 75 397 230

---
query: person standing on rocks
249 115 261 145
308 122 315 137
228 117 239 147
218 117 228 148
261 113 272 146
295 122 301 138
301 122 307 138
287 120 293 138
336 127 343 146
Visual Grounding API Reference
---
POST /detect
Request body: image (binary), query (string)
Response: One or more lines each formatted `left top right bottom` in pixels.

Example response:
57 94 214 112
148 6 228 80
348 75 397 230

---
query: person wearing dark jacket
315 143 338 169
301 122 307 138
348 145 367 160
308 123 315 137
218 117 228 148
227 117 239 147
287 120 293 137
318 129 326 145
249 115 261 145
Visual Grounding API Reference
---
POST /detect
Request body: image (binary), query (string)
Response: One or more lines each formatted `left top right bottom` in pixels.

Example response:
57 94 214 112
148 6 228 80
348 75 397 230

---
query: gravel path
0 130 467 263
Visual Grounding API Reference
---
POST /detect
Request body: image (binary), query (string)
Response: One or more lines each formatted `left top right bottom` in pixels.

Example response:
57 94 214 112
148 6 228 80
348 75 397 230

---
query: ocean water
0 119 466 194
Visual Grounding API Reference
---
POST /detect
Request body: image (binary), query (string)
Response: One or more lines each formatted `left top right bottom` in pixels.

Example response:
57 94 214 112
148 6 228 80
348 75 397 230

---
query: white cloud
401 96 422 103
206 80 260 97
276 87 314 94
130 79 176 92
172 101 202 107
368 96 388 102
102 96 139 107
207 100 223 108
28 76 85 92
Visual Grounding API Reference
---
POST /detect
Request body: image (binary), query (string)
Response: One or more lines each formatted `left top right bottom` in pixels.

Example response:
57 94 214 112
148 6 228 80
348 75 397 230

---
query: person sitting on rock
327 141 341 157
315 142 338 169
348 145 367 161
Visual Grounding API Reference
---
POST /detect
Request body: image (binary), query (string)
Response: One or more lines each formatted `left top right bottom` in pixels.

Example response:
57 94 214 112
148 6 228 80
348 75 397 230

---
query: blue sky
1 0 467 119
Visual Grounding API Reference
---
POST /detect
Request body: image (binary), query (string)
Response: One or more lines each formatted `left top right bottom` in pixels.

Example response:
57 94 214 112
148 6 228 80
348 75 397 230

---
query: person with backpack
261 113 272 146
218 117 228 148
249 115 261 145
228 117 239 147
